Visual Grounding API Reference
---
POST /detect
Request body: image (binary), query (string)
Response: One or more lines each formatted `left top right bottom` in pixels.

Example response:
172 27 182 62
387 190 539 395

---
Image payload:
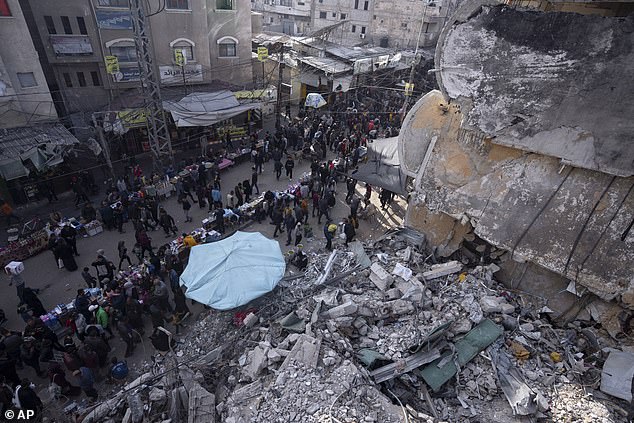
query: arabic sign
257 47 268 62
95 10 133 29
174 49 186 66
404 83 414 96
117 109 147 127
105 56 120 74
49 36 93 56
159 64 203 85
113 65 140 82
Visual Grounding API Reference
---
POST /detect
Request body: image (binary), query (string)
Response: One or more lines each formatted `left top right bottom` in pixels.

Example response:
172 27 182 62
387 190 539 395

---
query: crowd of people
0 89 404 418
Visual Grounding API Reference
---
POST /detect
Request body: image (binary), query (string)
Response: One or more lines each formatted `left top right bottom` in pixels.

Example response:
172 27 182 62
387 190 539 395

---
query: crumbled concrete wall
436 4 634 177
401 89 634 304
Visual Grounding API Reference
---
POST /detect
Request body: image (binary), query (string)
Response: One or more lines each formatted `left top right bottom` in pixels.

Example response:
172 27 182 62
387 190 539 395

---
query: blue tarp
179 232 286 310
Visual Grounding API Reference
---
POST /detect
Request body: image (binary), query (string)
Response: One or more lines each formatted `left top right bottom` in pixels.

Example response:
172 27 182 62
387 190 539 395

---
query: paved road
0 144 406 409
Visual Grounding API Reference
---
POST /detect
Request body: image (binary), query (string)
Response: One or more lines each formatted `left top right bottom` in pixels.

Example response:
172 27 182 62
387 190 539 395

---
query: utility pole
275 43 285 130
129 0 174 171
91 112 115 180
401 0 431 121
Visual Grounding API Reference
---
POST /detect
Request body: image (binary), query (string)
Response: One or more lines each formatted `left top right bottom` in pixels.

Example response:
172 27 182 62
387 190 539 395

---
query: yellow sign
117 109 147 128
257 47 268 62
174 49 185 66
404 82 414 96
105 55 120 74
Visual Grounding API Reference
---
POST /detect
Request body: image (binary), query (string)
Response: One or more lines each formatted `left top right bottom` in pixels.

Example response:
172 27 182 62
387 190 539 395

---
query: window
319 11 326 19
44 16 56 34
166 0 189 9
363 0 368 10
216 0 233 10
280 0 292 5
318 0 322 3
77 17 87 35
401 22 407 28
90 71 101 86
172 44 194 61
340 13 346 19
63 73 73 87
351 25 356 33
331 12 336 17
361 26 366 34
354 0 359 9
77 72 86 87
61 16 73 34
98 0 129 6
218 37 237 57
0 0 11 16
109 41 136 62
17 73 37 88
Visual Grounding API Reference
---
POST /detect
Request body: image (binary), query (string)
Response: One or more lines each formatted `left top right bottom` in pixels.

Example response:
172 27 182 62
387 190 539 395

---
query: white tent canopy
163 90 261 127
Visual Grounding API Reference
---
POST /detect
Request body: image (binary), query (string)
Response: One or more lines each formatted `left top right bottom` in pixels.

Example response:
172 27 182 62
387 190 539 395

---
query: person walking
117 241 133 270
285 156 295 180
274 160 282 180
293 222 303 246
251 167 260 195
134 228 153 259
159 208 177 237
284 211 296 246
7 272 26 305
345 178 356 203
317 195 330 224
60 223 80 256
226 191 235 209
343 217 356 246
272 207 283 238
181 196 192 223
350 196 360 229
323 223 335 251
214 206 225 234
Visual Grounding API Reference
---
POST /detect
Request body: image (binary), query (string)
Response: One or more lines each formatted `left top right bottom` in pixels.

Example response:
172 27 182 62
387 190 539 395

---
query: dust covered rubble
79 231 634 422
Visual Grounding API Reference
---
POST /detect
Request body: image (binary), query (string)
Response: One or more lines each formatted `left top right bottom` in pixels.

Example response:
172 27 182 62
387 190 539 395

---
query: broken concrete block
242 346 269 381
277 335 322 377
320 301 358 319
267 348 283 364
600 350 634 402
242 312 258 328
369 263 394 291
422 261 462 280
392 263 413 281
499 303 516 314
385 288 402 300
387 299 415 316
480 296 503 314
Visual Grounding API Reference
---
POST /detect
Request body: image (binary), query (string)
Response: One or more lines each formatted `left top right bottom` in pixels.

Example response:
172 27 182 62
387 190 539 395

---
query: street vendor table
0 229 49 268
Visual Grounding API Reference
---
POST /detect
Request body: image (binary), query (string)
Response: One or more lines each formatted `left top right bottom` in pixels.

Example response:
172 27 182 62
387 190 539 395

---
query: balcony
262 3 311 17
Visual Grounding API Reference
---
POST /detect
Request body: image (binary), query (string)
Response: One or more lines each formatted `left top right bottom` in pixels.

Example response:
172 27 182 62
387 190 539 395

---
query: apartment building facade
0 0 58 128
255 0 459 48
19 0 252 118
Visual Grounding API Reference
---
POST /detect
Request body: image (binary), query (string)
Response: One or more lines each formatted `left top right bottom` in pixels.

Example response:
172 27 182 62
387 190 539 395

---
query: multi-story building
19 0 253 119
0 0 57 128
255 0 459 48
251 0 314 35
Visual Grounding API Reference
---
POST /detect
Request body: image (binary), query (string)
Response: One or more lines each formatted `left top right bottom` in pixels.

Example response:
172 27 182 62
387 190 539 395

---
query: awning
163 90 262 127
351 137 407 195
0 124 79 180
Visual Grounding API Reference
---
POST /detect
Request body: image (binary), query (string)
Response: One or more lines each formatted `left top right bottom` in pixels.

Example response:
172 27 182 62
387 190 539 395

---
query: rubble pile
79 230 633 422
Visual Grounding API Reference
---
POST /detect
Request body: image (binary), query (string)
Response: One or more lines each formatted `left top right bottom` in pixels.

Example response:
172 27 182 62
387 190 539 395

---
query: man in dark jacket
284 212 296 246
343 217 356 246
284 156 295 180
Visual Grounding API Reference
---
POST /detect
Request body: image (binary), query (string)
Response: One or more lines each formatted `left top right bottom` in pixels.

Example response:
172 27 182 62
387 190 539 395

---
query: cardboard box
5 261 24 275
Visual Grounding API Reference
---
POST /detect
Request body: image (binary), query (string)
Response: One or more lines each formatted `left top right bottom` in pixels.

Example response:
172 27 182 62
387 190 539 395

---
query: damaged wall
435 4 634 177
401 2 634 309
402 90 634 306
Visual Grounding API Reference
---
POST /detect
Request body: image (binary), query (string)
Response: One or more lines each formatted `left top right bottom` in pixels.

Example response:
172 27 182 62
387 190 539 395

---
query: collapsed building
400 1 634 335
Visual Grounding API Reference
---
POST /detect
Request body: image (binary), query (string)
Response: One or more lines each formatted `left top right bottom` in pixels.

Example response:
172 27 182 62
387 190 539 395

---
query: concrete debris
600 351 634 402
422 260 462 280
86 229 633 422
369 262 394 291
